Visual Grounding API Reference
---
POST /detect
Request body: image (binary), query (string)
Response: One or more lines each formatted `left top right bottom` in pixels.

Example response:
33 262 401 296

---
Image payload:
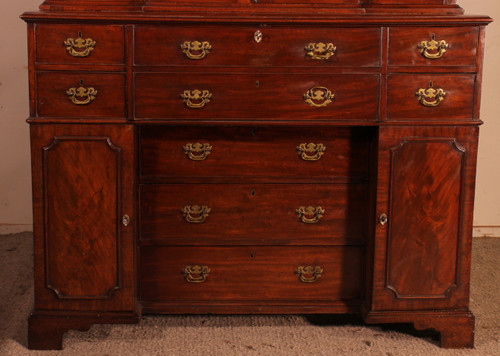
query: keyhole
252 128 257 136
80 79 84 85
251 190 256 197
250 251 255 258
78 31 82 38
255 81 260 88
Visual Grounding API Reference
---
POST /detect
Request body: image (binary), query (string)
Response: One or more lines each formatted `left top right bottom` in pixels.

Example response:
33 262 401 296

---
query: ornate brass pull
297 143 326 161
305 42 337 60
181 89 212 109
416 81 446 107
180 41 212 60
183 143 212 161
64 33 96 57
417 34 449 60
304 87 334 107
66 84 97 105
295 266 323 283
183 265 210 283
182 205 211 223
296 206 325 224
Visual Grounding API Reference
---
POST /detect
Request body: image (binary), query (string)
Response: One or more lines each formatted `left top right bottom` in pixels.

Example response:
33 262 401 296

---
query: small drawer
37 72 126 118
140 246 363 302
387 74 475 121
139 126 372 180
389 27 478 67
134 25 381 67
139 183 368 245
134 73 379 121
35 24 125 65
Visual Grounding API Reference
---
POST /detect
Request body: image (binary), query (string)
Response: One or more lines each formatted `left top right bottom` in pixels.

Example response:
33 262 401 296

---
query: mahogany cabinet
22 0 491 350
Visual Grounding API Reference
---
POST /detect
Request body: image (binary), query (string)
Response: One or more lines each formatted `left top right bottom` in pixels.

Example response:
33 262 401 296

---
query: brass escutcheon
183 143 212 161
304 87 334 107
296 206 325 224
183 265 210 283
182 205 211 223
416 81 446 107
181 89 212 109
417 34 449 59
66 85 98 105
64 33 96 57
121 214 130 227
295 266 323 283
297 143 326 161
378 213 388 226
180 41 212 60
254 30 263 43
305 42 337 60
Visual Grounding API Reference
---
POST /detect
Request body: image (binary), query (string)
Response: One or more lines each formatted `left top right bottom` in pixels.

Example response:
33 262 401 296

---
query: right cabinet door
372 126 478 311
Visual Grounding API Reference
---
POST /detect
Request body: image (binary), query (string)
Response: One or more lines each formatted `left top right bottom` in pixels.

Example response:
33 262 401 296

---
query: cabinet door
371 126 478 311
30 124 135 312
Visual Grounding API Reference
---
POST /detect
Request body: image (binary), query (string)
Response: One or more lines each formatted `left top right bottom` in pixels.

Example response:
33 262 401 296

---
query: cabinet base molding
363 310 475 349
28 311 140 350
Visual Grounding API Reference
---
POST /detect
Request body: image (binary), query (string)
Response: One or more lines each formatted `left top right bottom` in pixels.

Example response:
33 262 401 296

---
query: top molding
21 0 493 24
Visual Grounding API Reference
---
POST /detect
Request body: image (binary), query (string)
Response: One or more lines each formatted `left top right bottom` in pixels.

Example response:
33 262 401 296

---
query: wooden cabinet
22 0 491 350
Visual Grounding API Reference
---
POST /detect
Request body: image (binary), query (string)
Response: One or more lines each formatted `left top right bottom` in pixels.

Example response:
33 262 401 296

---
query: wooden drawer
36 72 126 118
134 73 379 121
139 126 372 181
35 24 125 65
134 25 381 67
139 183 368 245
386 74 475 121
389 27 478 67
140 246 363 302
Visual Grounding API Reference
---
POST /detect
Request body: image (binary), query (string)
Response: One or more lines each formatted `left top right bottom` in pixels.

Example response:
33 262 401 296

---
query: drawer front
387 74 475 121
134 73 379 120
389 27 478 67
36 24 125 65
140 246 363 302
139 126 372 180
37 72 126 118
134 25 381 67
139 183 368 244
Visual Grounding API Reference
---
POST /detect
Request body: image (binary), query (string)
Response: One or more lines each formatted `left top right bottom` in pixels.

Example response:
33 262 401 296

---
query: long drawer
139 126 372 181
134 25 381 67
134 73 380 121
139 183 368 245
140 246 363 302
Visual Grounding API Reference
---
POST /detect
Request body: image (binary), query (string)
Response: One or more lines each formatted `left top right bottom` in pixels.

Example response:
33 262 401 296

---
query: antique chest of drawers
22 0 492 350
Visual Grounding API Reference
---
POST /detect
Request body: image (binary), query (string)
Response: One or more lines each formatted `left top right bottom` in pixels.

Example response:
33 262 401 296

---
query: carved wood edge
362 310 475 349
28 311 140 350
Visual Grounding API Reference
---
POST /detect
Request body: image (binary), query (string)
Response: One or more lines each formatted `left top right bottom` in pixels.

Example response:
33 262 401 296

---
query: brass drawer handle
183 265 210 283
417 34 449 60
305 42 337 60
296 206 325 224
182 205 211 223
304 87 334 107
64 32 96 58
180 41 212 60
66 83 97 105
297 143 326 161
183 143 212 161
416 81 446 107
295 266 323 283
181 89 212 109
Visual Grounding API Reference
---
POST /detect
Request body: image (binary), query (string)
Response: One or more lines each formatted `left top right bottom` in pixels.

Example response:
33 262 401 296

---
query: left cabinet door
30 124 135 312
